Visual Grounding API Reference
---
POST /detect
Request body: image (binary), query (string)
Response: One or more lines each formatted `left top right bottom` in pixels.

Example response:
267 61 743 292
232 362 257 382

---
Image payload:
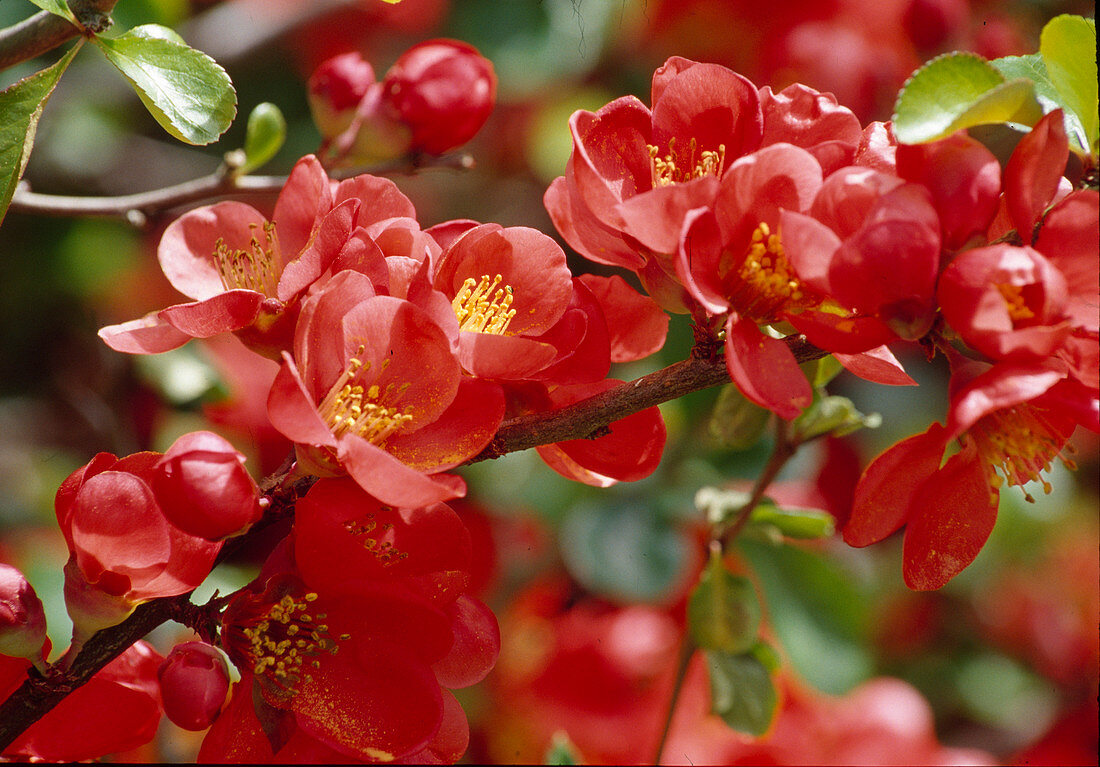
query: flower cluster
548 56 1097 590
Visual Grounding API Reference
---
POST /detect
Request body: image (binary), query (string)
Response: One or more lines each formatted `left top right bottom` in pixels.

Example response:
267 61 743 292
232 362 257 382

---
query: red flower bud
308 51 377 140
0 564 47 664
154 431 263 541
158 642 232 731
382 39 496 154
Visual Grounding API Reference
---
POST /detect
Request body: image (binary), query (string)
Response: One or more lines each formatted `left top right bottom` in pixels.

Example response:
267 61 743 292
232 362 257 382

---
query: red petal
844 422 947 547
272 154 333 260
723 316 812 420
159 290 264 338
98 312 192 354
431 595 501 689
339 437 466 506
616 176 720 254
903 444 998 590
833 346 917 386
333 173 416 227
576 273 669 362
276 197 358 302
267 356 337 447
1005 110 1068 238
544 175 646 270
403 690 470 764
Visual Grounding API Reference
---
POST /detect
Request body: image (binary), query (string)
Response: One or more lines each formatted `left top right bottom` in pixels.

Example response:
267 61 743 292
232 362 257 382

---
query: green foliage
745 503 835 541
791 394 881 443
92 24 236 145
739 540 872 695
0 42 80 226
1040 14 1098 155
238 102 287 175
893 52 1043 144
705 647 778 736
688 549 761 653
709 384 771 449
24 0 77 23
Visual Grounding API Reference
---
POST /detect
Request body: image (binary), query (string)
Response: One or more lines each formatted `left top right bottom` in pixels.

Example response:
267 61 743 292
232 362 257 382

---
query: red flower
267 270 504 506
845 358 1090 589
55 451 221 635
99 156 356 357
202 479 498 763
308 51 376 140
382 39 497 155
1 640 164 762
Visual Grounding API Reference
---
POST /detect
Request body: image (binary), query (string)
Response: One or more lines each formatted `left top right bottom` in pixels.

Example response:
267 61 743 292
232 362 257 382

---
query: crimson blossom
267 269 504 507
200 478 498 763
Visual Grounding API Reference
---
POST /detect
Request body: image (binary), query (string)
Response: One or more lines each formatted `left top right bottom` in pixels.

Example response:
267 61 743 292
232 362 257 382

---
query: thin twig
717 420 798 548
654 634 696 765
7 152 475 225
0 0 116 72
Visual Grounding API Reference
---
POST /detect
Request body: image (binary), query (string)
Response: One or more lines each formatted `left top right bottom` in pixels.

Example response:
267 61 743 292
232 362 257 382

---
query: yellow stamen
996 283 1036 322
648 137 726 187
452 274 517 334
317 345 413 445
213 221 281 296
724 222 804 321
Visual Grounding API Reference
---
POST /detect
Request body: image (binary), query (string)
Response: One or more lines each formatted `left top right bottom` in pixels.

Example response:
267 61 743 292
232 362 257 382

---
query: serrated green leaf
688 549 761 653
0 43 81 228
25 0 77 23
748 505 835 540
992 54 1089 153
705 650 778 736
544 731 583 765
893 52 1043 143
1040 14 1098 155
92 24 236 145
791 395 880 442
238 102 286 175
709 384 771 449
739 540 872 694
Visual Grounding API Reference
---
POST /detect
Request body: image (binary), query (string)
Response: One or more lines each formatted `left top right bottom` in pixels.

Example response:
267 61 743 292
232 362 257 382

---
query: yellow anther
648 137 726 187
996 283 1036 322
452 274 517 334
212 221 281 295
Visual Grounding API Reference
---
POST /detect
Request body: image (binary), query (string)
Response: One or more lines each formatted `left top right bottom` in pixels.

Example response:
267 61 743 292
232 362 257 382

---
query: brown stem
0 0 117 72
8 153 475 226
653 634 696 765
0 338 826 751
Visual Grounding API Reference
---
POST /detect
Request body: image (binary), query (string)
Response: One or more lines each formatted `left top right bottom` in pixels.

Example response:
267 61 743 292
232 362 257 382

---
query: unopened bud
308 51 377 140
154 431 262 541
158 641 232 731
382 39 496 154
0 563 47 664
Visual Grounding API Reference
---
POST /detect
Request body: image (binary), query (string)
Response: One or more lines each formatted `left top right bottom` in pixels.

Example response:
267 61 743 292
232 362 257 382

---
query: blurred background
0 0 1095 763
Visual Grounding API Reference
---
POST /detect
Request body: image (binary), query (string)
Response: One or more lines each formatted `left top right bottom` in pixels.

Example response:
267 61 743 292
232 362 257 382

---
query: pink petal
159 290 264 338
98 313 192 354
267 356 338 447
158 202 268 301
338 437 465 506
833 346 917 386
272 155 332 260
724 315 812 420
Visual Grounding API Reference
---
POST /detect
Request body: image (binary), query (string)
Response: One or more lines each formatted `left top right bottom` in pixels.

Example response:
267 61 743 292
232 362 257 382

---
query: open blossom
200 479 499 763
844 356 1094 590
99 156 356 357
267 270 504 506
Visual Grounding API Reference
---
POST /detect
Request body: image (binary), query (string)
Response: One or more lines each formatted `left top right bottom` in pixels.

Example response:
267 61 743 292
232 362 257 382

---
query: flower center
343 511 410 567
452 274 516 334
223 582 347 696
317 346 413 445
722 222 806 322
213 221 281 296
966 404 1077 502
996 282 1036 322
648 137 726 187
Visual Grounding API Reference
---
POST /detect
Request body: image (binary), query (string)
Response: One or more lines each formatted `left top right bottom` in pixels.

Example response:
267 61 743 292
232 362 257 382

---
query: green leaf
92 24 236 145
991 54 1088 153
237 102 287 175
0 42 81 227
705 649 778 736
811 355 844 388
688 549 761 653
709 384 771 449
791 394 881 442
893 52 1043 143
1040 14 1098 155
739 540 872 694
25 0 77 23
544 731 583 765
748 505 835 540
